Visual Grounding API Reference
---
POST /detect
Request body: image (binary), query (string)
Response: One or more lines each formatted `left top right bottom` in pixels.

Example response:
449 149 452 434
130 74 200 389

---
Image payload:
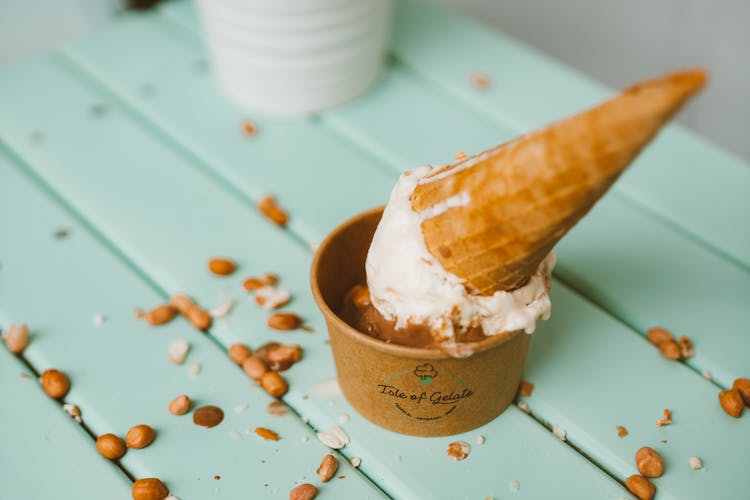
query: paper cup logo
376 363 474 423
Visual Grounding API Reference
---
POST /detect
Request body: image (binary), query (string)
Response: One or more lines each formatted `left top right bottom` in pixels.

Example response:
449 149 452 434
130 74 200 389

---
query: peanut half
719 389 744 418
626 475 655 500
254 427 279 441
635 447 664 478
317 454 339 482
168 394 191 416
132 478 169 500
3 323 29 354
242 273 278 291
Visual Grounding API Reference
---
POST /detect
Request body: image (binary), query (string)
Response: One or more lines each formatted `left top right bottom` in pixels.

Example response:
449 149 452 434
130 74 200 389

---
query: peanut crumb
656 408 672 427
470 72 490 89
517 380 535 398
242 120 257 136
616 425 629 438
688 456 703 470
553 424 567 441
446 441 470 461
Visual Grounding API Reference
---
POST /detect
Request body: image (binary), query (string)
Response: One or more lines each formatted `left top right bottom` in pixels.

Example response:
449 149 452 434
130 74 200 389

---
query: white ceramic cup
196 0 394 115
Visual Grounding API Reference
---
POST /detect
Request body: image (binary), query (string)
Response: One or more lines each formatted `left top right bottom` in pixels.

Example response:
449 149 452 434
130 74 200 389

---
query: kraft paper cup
311 207 531 437
196 0 393 115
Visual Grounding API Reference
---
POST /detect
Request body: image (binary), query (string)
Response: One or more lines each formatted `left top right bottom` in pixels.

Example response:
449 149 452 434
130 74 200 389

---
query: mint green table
1 1 748 499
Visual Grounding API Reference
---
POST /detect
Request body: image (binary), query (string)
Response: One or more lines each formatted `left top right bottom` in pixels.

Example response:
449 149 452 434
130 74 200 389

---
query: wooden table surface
1 1 748 498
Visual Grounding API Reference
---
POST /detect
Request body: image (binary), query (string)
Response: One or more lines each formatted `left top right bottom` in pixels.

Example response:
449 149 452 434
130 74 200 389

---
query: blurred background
1 0 748 160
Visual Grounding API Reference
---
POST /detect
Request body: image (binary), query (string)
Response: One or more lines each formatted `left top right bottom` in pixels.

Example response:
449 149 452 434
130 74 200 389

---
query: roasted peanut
254 427 279 441
131 478 169 500
257 195 288 226
289 483 318 500
126 425 155 449
136 305 176 326
168 394 191 415
3 323 29 354
97 433 126 460
228 343 252 365
658 340 681 360
242 273 278 291
193 405 224 428
40 369 70 399
267 312 301 331
170 294 212 330
208 258 236 276
626 475 655 500
719 389 744 418
646 327 674 346
241 355 268 380
677 335 694 358
267 344 302 367
317 454 339 482
261 371 288 397
732 377 750 406
635 447 664 478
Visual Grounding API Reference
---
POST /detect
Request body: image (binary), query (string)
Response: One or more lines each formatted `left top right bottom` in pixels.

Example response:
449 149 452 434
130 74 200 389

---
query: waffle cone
412 69 707 294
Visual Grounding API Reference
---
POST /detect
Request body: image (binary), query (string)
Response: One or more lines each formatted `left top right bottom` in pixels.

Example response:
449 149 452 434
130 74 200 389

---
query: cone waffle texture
412 69 707 294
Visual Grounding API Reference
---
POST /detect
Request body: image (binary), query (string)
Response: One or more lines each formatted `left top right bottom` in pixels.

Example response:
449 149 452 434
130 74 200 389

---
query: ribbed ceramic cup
196 0 393 114
310 207 532 436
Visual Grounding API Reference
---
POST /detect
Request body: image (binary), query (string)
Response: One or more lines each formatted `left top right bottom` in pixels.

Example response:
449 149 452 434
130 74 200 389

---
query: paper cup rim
310 206 524 360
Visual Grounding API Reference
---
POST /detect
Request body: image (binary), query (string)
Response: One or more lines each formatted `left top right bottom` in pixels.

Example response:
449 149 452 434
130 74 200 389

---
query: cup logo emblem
376 363 474 423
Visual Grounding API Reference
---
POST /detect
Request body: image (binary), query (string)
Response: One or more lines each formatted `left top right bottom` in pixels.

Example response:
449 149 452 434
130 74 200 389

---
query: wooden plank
0 151 383 499
60 11 393 246
320 60 750 389
0 341 132 499
391 0 750 270
0 55 627 499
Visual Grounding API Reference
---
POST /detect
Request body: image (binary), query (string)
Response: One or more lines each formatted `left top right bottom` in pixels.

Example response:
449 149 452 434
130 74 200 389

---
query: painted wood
0 333 132 499
0 152 384 499
391 0 750 270
0 55 627 499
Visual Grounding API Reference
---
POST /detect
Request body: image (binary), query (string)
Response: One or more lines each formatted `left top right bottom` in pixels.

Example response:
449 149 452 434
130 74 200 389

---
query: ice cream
342 69 707 354
359 165 555 349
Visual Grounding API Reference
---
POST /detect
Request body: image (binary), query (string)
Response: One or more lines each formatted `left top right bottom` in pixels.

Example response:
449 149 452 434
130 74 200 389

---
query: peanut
732 377 750 406
3 323 29 354
168 394 191 415
257 195 288 226
267 344 302 367
126 424 155 449
658 340 681 360
635 447 664 478
228 343 253 365
719 389 744 418
40 369 70 399
317 454 339 482
208 257 236 276
252 342 280 364
132 478 169 500
97 433 126 460
241 355 268 380
261 371 288 397
136 305 176 326
254 427 279 441
626 475 655 500
289 483 318 500
349 285 370 308
242 273 278 291
646 326 674 346
267 312 301 331
170 294 212 330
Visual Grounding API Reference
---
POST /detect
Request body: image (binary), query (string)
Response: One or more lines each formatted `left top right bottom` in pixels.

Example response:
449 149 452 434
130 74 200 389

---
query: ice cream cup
311 207 532 436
